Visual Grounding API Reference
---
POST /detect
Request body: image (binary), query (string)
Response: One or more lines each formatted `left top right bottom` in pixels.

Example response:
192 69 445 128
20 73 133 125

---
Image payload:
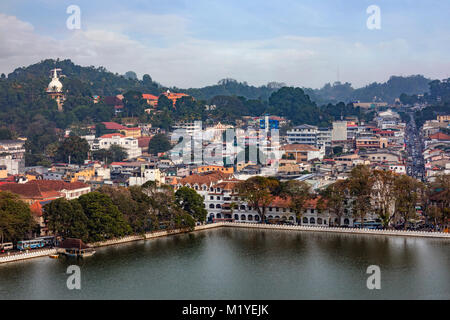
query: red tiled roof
429 132 450 141
0 180 89 200
101 122 127 130
0 183 61 200
180 172 231 186
137 137 151 149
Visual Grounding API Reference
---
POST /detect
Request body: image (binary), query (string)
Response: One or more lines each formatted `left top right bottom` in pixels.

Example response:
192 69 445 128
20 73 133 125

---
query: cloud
0 13 449 89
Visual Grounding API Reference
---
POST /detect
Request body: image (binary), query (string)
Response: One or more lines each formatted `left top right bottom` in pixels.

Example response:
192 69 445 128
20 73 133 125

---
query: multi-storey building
286 124 318 145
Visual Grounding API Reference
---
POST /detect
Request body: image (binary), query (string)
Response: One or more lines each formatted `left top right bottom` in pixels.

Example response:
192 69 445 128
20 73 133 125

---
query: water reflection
0 228 449 299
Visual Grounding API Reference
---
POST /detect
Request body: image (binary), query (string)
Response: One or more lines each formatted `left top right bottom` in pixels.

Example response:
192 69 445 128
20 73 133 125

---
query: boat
49 254 59 259
57 238 96 258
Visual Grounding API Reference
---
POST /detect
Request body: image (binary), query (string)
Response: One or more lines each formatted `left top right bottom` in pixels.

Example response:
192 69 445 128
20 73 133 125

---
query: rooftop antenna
337 65 340 83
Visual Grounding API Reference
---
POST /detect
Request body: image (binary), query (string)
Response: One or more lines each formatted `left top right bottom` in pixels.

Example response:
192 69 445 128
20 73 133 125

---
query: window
303 217 308 224
310 217 315 224
241 215 246 220
209 204 214 209
234 214 239 220
216 204 221 209
317 218 323 225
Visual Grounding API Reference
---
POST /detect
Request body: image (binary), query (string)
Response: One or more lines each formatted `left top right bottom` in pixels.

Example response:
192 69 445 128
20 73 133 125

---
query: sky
0 0 449 89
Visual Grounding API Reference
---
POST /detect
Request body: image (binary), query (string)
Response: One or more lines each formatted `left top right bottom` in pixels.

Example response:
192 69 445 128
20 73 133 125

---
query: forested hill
304 75 431 105
7 59 163 96
5 59 432 104
178 79 284 101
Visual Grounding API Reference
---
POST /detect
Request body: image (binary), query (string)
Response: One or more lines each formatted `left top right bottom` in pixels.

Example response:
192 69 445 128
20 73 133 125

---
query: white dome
47 78 63 92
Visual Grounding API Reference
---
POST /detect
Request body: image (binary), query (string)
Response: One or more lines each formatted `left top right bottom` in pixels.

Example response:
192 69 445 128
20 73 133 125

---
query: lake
0 228 449 299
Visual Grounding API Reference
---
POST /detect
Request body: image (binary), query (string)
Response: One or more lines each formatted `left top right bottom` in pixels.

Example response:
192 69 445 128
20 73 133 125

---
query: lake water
0 228 449 299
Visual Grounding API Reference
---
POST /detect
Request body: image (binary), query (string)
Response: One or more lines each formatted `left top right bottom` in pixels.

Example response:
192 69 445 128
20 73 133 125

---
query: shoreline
1 222 449 265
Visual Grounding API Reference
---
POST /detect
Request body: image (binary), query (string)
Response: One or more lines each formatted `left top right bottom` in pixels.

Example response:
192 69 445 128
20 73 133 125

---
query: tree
393 175 423 229
267 87 326 126
123 90 146 117
124 71 138 80
157 94 174 110
148 134 171 155
321 180 348 226
43 197 88 241
425 174 450 229
0 192 34 243
55 135 90 164
175 187 207 222
92 144 128 163
98 186 155 234
372 170 397 228
77 192 131 241
237 176 279 223
280 180 311 223
348 165 375 228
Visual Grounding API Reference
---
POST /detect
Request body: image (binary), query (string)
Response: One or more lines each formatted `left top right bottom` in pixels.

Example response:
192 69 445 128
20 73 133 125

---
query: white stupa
46 68 65 111
47 68 63 93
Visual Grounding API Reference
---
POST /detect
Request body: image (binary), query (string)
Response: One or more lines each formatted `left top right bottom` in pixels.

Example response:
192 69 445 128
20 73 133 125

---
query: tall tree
280 180 311 224
55 135 90 164
321 180 348 226
372 170 397 228
0 192 34 243
148 134 171 155
43 197 88 241
393 175 423 229
237 176 279 223
175 187 207 222
77 192 131 241
348 165 375 228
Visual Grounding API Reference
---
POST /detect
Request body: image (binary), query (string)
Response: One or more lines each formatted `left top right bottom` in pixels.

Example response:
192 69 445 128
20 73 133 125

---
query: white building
84 134 141 159
287 124 318 145
331 121 348 141
129 168 162 186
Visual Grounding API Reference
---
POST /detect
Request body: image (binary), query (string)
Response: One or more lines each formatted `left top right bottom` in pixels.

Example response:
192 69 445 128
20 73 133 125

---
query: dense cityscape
0 1 449 304
0 59 448 255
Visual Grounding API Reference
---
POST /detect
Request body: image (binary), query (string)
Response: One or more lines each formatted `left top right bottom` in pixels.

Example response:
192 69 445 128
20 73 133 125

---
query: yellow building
120 127 142 138
195 165 234 174
65 167 96 183
437 114 450 123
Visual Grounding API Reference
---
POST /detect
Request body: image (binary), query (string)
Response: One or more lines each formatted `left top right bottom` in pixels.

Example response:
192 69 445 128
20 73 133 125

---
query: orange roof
100 133 125 139
429 132 450 141
179 171 231 186
142 94 159 100
102 122 127 130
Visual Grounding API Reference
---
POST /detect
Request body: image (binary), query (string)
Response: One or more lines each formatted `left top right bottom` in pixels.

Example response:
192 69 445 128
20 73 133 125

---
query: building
286 125 318 145
331 121 347 142
142 94 159 107
317 127 332 149
194 165 234 174
281 144 324 162
161 90 190 106
84 133 142 159
437 114 450 123
0 140 26 175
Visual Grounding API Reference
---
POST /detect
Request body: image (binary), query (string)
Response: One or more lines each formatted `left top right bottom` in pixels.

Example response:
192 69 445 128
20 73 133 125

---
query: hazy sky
0 0 449 88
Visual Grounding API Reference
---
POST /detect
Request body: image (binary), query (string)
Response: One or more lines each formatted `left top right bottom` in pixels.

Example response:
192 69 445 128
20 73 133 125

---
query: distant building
286 124 318 145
